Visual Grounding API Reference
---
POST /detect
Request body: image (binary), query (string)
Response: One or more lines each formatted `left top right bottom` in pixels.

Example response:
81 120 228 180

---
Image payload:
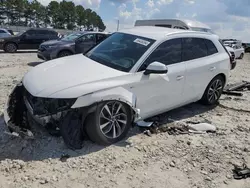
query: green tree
75 5 85 29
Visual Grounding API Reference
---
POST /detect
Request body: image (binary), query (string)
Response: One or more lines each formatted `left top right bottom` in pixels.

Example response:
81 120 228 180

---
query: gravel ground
1 51 250 188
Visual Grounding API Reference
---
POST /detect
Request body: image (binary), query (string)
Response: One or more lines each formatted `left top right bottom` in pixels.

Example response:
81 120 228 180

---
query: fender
71 86 140 118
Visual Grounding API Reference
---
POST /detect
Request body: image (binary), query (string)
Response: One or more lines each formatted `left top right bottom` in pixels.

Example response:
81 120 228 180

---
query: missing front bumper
3 83 86 149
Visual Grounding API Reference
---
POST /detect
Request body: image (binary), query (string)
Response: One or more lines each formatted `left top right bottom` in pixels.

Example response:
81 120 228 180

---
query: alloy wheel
99 101 127 139
6 43 16 53
207 79 223 103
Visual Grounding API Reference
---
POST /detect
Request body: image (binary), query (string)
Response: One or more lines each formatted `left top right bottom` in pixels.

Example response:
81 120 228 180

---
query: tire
200 75 225 105
85 101 132 145
239 53 244 59
57 50 73 58
4 42 17 53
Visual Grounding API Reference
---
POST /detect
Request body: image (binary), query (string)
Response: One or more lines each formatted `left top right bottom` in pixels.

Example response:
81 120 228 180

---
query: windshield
85 32 155 72
61 33 83 41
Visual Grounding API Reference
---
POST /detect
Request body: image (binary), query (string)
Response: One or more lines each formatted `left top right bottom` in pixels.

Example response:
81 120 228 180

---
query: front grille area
23 88 76 116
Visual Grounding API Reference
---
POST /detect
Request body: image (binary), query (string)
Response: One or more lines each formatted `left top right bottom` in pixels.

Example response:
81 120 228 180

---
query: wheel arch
57 48 74 57
71 87 139 119
4 41 18 50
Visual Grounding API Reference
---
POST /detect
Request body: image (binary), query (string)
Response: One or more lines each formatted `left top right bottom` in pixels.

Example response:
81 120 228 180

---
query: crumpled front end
4 82 33 137
3 82 85 149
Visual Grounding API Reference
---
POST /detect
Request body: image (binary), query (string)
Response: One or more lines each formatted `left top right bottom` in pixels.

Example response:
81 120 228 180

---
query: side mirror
144 62 168 75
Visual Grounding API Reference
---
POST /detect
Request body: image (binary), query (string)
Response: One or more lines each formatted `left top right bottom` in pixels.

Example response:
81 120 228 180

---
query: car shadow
0 50 37 54
27 61 44 67
0 102 215 162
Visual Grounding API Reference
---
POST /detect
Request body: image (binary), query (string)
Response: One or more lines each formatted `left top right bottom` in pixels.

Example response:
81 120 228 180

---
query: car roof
118 26 214 40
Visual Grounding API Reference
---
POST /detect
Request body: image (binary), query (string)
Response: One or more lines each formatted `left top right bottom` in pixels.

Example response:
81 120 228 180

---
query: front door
19 30 38 49
75 33 96 54
130 38 186 118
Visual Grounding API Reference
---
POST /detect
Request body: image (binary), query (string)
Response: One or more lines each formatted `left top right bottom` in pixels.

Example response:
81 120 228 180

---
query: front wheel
4 43 17 53
239 53 244 59
85 101 132 145
57 50 73 58
201 75 225 105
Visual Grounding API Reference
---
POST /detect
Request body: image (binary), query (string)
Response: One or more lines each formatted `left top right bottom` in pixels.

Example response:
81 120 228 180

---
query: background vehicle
0 28 11 38
5 26 231 148
134 19 216 34
38 31 110 60
0 28 60 53
223 40 244 59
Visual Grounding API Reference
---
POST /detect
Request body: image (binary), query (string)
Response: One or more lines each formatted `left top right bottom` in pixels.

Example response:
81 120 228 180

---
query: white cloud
157 0 173 5
146 0 155 8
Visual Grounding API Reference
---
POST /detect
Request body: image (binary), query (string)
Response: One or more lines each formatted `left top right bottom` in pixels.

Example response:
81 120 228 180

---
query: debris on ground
233 164 250 180
141 119 217 135
60 154 70 162
223 81 250 96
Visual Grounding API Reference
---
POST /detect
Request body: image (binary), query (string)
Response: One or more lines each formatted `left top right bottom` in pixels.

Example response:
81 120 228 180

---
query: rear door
75 33 96 54
183 37 219 101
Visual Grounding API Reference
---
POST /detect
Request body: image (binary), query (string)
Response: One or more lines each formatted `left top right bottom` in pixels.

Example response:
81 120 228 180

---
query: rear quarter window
204 39 218 55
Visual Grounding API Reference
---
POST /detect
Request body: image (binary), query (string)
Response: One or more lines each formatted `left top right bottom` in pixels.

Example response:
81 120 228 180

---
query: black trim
144 69 168 75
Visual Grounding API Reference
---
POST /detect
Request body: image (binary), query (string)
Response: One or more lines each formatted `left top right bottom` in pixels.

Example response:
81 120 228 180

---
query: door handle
176 75 184 81
209 67 216 71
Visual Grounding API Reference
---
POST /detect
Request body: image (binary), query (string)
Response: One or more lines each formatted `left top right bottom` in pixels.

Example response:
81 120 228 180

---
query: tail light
219 39 235 70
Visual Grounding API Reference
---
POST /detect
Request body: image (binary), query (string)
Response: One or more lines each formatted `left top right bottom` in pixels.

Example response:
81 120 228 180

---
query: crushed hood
23 54 128 98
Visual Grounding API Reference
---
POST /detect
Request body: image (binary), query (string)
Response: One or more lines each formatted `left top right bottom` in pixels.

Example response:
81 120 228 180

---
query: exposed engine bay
4 82 87 149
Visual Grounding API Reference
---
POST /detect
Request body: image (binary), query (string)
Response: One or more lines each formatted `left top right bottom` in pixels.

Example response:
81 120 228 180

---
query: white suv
4 26 231 149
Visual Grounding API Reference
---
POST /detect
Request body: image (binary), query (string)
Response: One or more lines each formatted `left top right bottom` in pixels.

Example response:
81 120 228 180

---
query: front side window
182 38 207 61
85 32 155 72
78 34 95 43
139 38 182 71
61 33 84 41
96 34 107 43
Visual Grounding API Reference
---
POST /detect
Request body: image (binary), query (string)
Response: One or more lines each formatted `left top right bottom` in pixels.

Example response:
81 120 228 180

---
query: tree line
0 0 106 31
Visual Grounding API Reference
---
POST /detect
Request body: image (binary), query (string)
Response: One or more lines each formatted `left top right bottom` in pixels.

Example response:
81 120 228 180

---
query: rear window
204 39 218 55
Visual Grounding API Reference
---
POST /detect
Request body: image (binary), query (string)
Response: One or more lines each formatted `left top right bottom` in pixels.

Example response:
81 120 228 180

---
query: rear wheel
58 50 73 58
239 53 244 59
4 43 17 53
201 75 225 105
85 101 132 145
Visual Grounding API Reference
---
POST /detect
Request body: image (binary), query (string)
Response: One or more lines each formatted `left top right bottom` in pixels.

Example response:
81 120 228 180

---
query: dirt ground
1 50 250 188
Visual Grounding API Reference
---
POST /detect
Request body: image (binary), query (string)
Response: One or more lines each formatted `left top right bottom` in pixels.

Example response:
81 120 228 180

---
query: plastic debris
188 123 216 133
233 164 250 180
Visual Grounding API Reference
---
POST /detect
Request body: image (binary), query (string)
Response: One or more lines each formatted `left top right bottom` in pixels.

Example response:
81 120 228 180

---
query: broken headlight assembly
24 91 76 116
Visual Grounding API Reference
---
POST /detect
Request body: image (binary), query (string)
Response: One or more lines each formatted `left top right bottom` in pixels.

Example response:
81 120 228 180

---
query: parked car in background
0 28 60 53
0 28 12 38
242 43 250 53
37 31 110 60
223 40 244 59
5 26 231 148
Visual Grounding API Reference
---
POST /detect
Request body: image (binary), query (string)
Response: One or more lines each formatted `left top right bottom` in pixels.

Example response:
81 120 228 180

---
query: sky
37 0 250 42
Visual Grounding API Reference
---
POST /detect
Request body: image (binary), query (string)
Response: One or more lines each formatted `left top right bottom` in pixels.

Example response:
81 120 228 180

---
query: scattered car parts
223 81 250 96
233 164 250 180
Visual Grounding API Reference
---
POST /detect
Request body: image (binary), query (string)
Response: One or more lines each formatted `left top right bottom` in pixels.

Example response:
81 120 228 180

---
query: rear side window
182 38 207 61
0 30 5 33
204 39 218 55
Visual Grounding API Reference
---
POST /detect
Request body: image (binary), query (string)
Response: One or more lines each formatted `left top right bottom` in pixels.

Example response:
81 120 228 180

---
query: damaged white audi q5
4 26 231 149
